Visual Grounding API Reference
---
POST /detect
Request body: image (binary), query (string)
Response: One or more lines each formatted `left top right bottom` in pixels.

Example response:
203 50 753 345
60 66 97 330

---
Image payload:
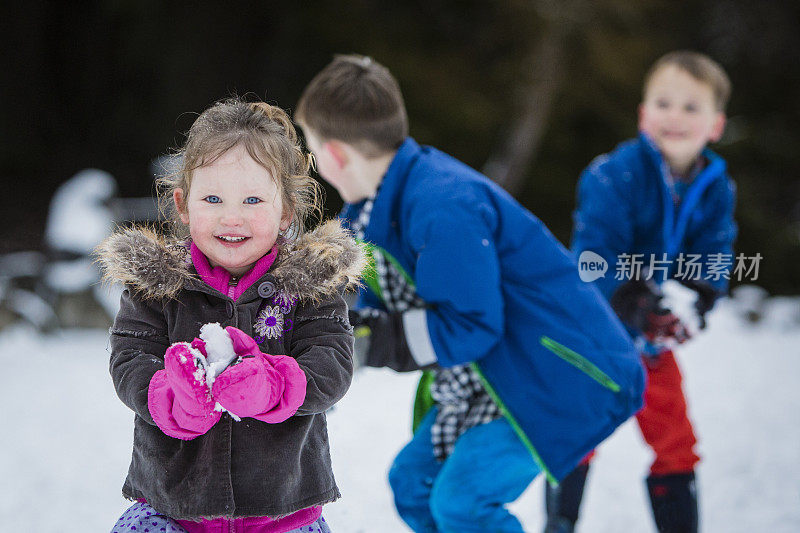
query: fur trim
95 226 190 300
94 220 366 302
271 219 367 303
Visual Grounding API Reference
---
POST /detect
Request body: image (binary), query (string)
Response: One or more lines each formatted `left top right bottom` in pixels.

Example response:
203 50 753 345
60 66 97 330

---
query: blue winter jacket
572 134 737 302
342 138 645 482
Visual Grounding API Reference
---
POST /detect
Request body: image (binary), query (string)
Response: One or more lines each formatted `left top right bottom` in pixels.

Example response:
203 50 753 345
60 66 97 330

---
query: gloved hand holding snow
211 326 308 422
148 334 224 440
677 278 721 330
162 342 214 415
642 308 691 346
159 323 248 421
611 278 692 352
149 323 306 438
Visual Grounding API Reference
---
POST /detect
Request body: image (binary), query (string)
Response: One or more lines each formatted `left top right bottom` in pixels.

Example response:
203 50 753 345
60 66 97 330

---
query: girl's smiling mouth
216 235 249 243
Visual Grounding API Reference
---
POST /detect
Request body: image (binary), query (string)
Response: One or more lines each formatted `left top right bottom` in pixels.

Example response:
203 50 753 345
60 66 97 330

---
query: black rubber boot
543 463 590 533
646 471 698 533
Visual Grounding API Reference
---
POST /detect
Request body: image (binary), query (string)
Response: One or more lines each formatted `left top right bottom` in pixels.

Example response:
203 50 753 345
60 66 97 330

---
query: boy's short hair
295 54 408 157
644 51 731 112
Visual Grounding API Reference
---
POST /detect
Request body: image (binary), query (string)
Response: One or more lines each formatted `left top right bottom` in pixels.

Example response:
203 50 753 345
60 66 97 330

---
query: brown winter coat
96 220 365 520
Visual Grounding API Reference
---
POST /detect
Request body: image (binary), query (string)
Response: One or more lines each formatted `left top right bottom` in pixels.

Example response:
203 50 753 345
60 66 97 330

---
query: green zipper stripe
540 336 620 393
412 370 436 432
470 362 558 486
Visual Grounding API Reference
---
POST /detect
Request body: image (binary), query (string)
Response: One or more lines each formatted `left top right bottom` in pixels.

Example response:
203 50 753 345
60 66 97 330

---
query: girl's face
174 144 291 277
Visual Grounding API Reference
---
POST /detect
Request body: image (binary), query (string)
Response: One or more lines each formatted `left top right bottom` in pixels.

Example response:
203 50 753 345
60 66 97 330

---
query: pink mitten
148 342 221 439
211 327 307 422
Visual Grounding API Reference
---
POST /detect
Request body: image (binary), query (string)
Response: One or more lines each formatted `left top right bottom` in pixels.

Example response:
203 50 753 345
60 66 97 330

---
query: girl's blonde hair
157 97 322 238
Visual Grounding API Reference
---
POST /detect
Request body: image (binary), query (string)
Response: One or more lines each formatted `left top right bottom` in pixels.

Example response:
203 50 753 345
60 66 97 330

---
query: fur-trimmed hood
95 219 366 302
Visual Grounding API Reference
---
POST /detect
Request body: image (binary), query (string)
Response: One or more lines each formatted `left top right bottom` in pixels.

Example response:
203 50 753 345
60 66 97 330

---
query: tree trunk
482 25 569 196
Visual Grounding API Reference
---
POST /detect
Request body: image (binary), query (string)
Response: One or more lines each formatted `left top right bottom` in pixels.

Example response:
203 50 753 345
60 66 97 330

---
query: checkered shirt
349 196 375 242
348 194 502 462
429 365 503 461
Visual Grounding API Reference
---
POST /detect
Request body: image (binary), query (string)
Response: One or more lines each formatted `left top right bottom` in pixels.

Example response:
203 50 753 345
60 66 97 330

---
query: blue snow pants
388 408 541 532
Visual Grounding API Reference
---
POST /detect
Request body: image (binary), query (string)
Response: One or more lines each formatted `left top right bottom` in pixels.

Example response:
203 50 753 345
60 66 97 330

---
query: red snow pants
635 350 700 475
581 350 699 474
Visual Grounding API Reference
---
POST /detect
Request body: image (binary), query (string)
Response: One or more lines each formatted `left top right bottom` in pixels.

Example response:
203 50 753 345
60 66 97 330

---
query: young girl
97 98 365 533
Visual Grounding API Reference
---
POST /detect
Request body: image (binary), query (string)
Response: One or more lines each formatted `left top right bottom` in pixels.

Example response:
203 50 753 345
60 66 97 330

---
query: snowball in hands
169 323 304 422
198 322 238 388
179 322 240 418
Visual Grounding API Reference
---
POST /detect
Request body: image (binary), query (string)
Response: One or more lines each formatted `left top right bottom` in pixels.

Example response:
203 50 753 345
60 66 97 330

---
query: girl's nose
219 206 245 226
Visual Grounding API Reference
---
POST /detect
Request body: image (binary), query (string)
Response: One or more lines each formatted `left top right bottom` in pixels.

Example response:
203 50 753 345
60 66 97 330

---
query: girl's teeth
218 236 246 242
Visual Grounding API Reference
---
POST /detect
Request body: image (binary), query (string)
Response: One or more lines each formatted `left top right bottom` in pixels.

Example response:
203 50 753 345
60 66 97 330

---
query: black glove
677 279 720 330
347 308 430 372
610 278 691 346
644 308 692 346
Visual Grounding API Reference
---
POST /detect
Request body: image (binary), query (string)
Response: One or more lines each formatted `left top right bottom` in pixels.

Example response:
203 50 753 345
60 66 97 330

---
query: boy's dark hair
644 51 731 112
295 54 408 157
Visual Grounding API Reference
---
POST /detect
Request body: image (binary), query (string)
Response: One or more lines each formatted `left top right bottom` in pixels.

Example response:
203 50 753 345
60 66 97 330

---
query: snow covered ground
1 289 798 532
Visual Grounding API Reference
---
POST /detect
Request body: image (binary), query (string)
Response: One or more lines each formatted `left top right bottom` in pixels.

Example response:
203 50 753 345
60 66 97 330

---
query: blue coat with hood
572 133 737 304
342 138 645 482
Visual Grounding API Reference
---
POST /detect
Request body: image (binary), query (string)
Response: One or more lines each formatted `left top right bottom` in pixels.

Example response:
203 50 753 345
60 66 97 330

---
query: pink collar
190 242 279 301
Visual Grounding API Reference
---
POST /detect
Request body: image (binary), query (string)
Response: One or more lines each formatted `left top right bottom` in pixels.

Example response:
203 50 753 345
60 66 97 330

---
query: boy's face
639 64 725 174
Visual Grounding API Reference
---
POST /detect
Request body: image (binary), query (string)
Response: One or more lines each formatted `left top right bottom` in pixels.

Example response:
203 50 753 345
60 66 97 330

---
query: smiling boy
547 51 737 533
639 61 727 177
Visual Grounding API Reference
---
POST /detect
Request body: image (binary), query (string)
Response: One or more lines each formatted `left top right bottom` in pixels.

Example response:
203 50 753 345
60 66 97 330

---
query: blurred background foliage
2 0 798 293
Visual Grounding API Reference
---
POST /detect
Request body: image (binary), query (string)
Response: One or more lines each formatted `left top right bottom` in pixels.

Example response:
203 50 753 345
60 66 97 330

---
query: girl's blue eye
204 195 221 204
656 99 669 109
685 103 698 113
244 197 262 205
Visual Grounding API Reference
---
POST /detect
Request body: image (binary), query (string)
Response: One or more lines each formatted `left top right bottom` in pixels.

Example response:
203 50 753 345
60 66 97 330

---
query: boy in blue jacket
544 51 737 533
295 54 645 533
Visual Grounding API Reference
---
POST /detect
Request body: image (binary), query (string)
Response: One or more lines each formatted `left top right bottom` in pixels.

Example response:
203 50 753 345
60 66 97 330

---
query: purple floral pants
111 502 185 533
112 501 332 533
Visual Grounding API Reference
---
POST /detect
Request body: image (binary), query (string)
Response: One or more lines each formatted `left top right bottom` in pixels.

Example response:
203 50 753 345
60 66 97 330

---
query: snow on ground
0 294 798 532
